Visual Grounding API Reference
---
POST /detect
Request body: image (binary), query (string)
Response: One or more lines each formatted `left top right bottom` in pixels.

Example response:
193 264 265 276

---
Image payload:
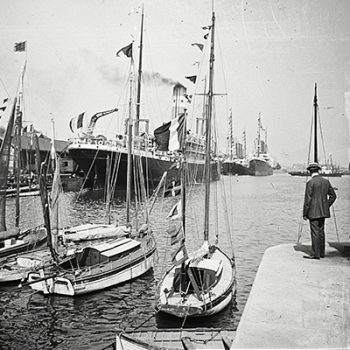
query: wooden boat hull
157 247 236 318
0 248 51 283
27 239 156 296
0 226 47 259
115 328 235 350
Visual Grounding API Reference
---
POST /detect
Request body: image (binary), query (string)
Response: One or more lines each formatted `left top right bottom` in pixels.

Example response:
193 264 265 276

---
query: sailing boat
248 113 273 176
156 10 236 318
288 84 343 177
222 110 249 175
26 53 157 296
0 62 47 259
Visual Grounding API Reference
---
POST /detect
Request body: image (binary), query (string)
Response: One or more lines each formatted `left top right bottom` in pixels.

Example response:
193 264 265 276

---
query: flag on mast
116 42 133 58
14 41 26 52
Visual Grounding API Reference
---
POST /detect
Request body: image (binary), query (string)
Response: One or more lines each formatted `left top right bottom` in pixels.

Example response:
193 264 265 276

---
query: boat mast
0 97 17 232
135 4 144 137
243 129 247 159
204 10 215 242
126 69 134 224
228 108 233 160
313 83 318 163
14 62 26 227
257 113 261 157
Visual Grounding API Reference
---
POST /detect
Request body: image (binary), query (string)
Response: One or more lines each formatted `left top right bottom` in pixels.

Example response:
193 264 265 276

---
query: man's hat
307 162 321 171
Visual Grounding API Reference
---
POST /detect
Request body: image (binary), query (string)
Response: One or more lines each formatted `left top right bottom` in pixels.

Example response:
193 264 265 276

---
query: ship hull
222 160 249 175
249 158 273 176
68 144 219 191
288 170 342 177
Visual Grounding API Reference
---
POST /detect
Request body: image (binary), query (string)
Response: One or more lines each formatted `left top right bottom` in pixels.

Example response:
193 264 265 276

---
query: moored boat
156 9 236 319
26 35 157 296
248 114 273 176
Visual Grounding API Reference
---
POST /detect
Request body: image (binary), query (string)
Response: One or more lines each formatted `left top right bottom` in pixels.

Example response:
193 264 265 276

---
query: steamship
67 84 219 191
248 113 273 176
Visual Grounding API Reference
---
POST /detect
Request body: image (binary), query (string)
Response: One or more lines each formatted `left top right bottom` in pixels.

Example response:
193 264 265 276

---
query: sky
0 0 350 168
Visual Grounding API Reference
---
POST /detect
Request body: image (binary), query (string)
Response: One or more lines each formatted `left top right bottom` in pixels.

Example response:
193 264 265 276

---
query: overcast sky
0 0 349 167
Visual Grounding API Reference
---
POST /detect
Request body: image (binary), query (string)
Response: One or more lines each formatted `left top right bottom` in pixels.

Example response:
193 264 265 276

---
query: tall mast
135 5 144 137
126 71 134 223
313 83 318 163
228 108 233 160
257 113 261 157
243 129 247 159
204 10 215 242
14 61 26 227
0 97 17 231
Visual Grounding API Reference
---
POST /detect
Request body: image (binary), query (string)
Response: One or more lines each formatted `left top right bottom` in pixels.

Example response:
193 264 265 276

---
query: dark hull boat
68 142 218 191
249 158 273 176
222 160 249 175
289 170 342 177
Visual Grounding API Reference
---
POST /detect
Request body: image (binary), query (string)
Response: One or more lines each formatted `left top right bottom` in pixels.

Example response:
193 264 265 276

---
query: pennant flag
116 42 133 58
69 112 85 133
167 225 184 245
191 43 204 51
14 41 26 52
22 123 34 133
171 242 188 266
167 200 182 220
185 75 197 84
0 98 9 117
202 25 212 30
168 113 185 151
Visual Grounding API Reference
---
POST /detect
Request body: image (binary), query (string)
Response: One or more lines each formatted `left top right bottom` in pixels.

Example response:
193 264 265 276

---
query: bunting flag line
14 41 26 52
116 42 133 58
171 242 188 266
185 75 197 84
191 43 204 51
22 123 34 134
69 112 85 133
0 98 8 118
167 200 182 220
167 225 184 246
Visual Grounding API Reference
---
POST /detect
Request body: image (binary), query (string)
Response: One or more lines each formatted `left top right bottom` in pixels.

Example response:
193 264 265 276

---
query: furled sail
0 97 17 232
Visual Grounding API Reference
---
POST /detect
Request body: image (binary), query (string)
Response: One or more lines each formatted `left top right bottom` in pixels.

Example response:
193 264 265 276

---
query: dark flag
185 75 197 84
14 41 26 52
154 121 171 151
116 42 133 58
0 97 9 118
77 112 84 129
191 43 204 51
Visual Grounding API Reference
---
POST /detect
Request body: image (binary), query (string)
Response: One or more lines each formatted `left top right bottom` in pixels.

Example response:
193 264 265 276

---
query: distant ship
248 113 273 176
288 84 342 178
222 110 249 175
68 84 219 191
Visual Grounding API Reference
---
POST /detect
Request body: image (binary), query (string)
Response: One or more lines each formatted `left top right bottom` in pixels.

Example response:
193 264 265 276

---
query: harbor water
0 173 349 349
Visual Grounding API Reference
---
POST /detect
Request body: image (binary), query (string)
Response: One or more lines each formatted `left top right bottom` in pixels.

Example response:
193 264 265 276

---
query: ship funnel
172 83 188 119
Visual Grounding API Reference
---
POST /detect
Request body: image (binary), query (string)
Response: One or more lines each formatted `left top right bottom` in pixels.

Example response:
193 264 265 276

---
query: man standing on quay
303 162 337 259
